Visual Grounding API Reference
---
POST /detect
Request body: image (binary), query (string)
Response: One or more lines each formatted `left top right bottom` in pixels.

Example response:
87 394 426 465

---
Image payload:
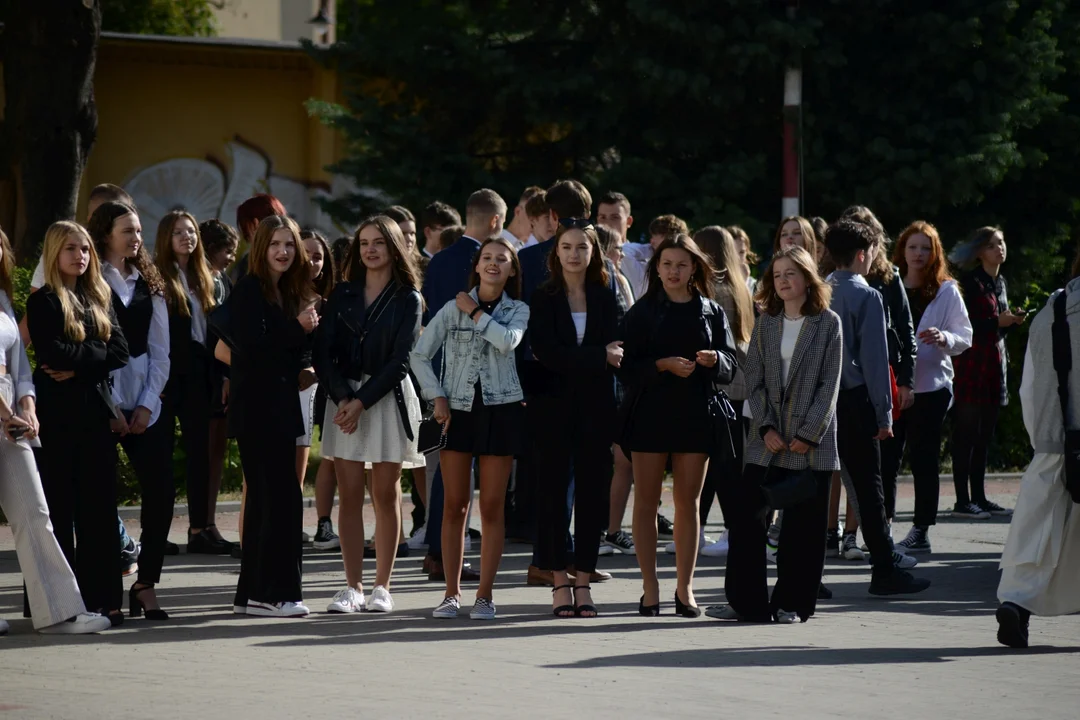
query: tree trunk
2 1 100 261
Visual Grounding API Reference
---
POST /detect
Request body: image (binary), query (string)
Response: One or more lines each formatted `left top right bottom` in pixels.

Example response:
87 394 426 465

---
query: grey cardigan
744 309 843 471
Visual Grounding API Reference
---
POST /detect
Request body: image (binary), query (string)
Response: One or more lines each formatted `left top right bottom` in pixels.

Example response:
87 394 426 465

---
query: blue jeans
119 515 132 551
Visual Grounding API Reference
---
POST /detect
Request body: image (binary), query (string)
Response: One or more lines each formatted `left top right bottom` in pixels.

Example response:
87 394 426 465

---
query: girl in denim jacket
410 236 529 620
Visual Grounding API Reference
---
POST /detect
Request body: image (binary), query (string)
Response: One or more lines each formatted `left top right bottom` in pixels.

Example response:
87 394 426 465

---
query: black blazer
27 286 129 426
869 269 917 388
226 274 308 439
528 281 619 435
314 280 422 436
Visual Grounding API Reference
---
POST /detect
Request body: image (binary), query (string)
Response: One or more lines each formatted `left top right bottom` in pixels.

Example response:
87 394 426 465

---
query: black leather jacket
314 280 422 437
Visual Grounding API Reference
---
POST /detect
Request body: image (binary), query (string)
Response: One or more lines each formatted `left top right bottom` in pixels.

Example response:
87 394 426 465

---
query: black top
166 290 208 381
111 275 152 358
905 286 929 331
868 269 917 388
227 274 309 438
961 267 1010 339
27 286 129 426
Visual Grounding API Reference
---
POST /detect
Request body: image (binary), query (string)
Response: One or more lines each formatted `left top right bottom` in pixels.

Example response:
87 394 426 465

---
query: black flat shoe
552 584 575 618
187 529 232 555
638 594 660 617
129 585 169 621
108 610 124 627
674 591 701 618
996 602 1030 649
163 540 180 556
573 585 598 618
818 582 833 600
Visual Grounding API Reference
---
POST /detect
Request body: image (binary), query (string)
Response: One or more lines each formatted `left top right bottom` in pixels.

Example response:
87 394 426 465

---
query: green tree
100 0 217 37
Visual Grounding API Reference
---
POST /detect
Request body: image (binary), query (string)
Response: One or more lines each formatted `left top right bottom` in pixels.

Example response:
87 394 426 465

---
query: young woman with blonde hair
27 221 129 625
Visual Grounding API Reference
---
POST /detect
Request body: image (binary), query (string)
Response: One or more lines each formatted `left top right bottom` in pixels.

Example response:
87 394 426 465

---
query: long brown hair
644 234 716 301
87 202 166 297
155 210 217 316
772 216 818 261
344 215 421 292
894 220 953 302
0 227 13 300
42 221 114 341
468 237 522 300
301 229 336 299
545 224 609 294
754 245 832 317
249 215 314 315
694 226 753 344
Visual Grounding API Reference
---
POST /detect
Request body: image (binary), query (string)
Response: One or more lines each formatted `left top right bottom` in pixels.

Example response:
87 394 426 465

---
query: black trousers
880 387 951 525
722 463 831 621
835 385 893 578
38 417 122 614
168 348 211 529
119 406 176 586
951 402 1000 505
234 431 303 605
532 398 612 574
701 408 747 527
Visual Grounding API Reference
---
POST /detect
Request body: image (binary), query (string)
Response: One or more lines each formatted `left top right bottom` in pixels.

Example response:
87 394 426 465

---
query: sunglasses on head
558 217 593 230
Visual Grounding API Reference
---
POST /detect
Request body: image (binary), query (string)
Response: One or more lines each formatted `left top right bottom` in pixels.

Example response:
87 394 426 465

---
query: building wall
212 0 333 44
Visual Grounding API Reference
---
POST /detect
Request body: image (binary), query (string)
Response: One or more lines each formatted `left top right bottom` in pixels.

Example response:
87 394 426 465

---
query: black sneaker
313 517 340 551
825 529 840 558
467 527 482 541
657 514 675 541
996 602 1030 649
896 525 932 554
951 501 991 520
976 499 1013 517
363 542 410 559
868 569 931 596
817 582 833 600
120 538 140 577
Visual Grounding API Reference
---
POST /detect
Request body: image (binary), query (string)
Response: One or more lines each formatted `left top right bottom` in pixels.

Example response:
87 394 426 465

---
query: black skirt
444 386 523 456
624 382 712 454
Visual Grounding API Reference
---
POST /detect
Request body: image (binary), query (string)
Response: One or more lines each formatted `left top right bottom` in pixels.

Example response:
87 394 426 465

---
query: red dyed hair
893 220 953 301
236 194 287 242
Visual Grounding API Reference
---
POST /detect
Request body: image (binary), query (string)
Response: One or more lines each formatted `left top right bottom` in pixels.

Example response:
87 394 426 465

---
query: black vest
112 274 153 358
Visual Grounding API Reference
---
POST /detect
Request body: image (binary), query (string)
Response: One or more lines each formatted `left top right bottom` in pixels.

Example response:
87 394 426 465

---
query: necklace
783 313 803 321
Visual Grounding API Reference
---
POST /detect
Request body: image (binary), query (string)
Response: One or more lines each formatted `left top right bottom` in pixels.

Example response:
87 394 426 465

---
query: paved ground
1 477 1078 719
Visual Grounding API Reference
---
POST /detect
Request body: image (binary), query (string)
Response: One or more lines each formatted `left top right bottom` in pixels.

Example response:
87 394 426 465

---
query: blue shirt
422 235 481 325
829 270 893 429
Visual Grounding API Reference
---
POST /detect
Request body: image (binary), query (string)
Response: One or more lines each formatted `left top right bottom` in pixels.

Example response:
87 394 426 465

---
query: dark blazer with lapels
527 279 619 439
744 308 843 472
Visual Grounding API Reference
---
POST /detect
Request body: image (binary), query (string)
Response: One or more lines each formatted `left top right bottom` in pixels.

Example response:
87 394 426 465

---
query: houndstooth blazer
743 309 843 471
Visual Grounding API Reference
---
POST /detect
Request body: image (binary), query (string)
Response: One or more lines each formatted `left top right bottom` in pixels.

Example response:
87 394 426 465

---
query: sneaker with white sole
469 597 496 620
326 587 366 614
775 609 798 624
232 604 247 615
896 525 932 554
248 600 310 618
407 527 428 551
841 533 865 561
0 618 8 635
432 595 461 619
38 612 112 635
657 513 675 541
701 531 730 558
602 530 636 555
313 518 340 551
976 498 1013 517
704 605 742 621
868 549 918 570
665 530 713 555
951 501 991 519
367 586 394 613
825 528 841 558
597 542 614 556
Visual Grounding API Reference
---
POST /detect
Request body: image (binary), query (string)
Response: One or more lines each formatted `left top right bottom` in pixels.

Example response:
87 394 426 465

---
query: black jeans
835 386 893 579
880 387 952 526
234 432 303 605
722 463 831 621
532 398 612 574
701 407 747 527
38 419 122 614
168 348 211 529
119 406 176 586
951 402 1001 505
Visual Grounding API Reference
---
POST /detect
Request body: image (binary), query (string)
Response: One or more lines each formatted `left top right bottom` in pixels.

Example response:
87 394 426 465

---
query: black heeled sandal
130 584 170 620
638 594 660 617
573 586 597 618
552 584 575 618
674 591 701 618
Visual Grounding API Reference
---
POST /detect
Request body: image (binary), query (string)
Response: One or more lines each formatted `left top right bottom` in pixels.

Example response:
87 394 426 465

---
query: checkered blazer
743 309 843 471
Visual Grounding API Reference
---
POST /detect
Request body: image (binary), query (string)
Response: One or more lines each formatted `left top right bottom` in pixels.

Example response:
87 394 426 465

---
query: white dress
321 375 424 468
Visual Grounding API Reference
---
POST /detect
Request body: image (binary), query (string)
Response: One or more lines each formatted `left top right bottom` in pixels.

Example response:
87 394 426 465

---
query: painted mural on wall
123 138 375 247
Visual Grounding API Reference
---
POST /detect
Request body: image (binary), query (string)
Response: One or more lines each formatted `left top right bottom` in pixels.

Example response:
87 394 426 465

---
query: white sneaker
665 530 713 555
326 587 365 614
38 612 112 635
597 534 614 556
701 531 730 558
775 609 798 624
407 527 428 551
0 618 8 635
247 600 310 617
663 540 677 555
367 586 394 613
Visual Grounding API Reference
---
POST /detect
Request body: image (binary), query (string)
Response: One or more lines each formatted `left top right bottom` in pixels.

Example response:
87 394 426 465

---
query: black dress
444 296 524 456
624 298 714 454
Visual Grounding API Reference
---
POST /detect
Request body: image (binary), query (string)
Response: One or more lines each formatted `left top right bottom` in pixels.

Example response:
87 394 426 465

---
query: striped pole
781 1 801 219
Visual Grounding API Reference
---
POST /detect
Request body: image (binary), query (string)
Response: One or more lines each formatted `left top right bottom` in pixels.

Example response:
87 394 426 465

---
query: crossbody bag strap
1053 290 1071 428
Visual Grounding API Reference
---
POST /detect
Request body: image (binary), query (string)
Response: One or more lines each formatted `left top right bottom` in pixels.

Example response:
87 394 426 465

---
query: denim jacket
410 289 530 411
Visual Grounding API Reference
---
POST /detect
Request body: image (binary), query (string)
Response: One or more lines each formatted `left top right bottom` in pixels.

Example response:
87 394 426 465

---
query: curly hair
86 202 166 297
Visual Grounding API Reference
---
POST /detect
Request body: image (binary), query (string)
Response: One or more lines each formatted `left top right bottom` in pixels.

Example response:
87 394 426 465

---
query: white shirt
622 242 654 299
780 316 805 385
500 228 524 249
910 280 973 394
31 256 45 289
518 234 539 251
178 266 208 343
0 290 34 402
102 263 171 425
571 311 587 346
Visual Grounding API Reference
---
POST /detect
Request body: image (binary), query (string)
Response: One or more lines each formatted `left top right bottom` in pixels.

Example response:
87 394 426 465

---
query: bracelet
469 306 483 320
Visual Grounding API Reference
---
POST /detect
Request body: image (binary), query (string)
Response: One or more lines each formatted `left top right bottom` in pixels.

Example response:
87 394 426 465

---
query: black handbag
1051 291 1080 503
760 464 818 510
417 415 448 455
706 384 738 461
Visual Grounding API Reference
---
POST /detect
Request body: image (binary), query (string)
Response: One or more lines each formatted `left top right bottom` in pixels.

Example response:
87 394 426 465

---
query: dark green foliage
100 0 217 36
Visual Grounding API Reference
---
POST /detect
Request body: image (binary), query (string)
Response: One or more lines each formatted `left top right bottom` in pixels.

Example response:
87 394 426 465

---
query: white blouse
780 316 805 385
911 280 973 394
571 311 587 346
178 267 208 344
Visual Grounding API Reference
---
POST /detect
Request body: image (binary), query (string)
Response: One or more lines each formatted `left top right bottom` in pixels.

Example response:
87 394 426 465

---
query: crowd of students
1 177 1072 648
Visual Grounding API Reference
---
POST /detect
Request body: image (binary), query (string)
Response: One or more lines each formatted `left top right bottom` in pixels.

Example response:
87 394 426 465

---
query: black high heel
638 594 660 617
552 584 574 618
674 591 701 618
573 586 598 618
130 584 169 620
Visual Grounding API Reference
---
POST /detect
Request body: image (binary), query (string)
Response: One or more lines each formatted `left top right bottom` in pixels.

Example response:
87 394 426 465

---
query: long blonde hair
694 226 754 344
42 221 113 342
155 210 217 316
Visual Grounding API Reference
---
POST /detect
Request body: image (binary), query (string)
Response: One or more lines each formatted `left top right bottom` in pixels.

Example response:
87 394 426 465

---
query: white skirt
321 375 424 468
297 383 317 447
